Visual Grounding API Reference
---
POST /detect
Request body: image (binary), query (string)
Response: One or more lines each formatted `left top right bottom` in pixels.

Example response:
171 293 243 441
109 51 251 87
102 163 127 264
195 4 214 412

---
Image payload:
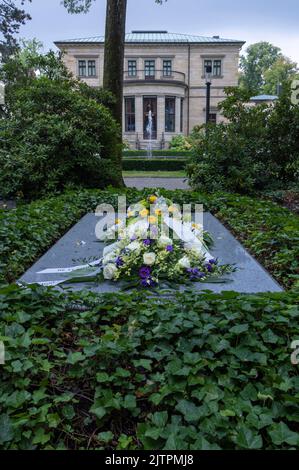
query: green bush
0 189 298 289
123 158 187 171
123 150 192 158
187 86 299 193
0 78 121 199
169 135 192 151
0 285 298 449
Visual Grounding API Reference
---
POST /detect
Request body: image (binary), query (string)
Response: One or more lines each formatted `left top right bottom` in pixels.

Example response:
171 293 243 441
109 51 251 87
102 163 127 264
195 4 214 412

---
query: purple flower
209 258 218 265
139 266 151 279
205 263 213 273
166 245 173 252
130 236 137 242
187 268 205 280
116 257 124 268
143 239 151 247
140 276 156 288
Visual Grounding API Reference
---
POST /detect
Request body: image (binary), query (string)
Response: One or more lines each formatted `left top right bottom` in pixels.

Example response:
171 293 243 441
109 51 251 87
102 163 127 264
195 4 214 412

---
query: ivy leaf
0 414 14 444
175 400 203 422
230 324 249 335
97 431 114 443
269 422 299 446
133 359 152 370
235 427 263 449
123 394 136 410
151 411 168 428
66 352 85 364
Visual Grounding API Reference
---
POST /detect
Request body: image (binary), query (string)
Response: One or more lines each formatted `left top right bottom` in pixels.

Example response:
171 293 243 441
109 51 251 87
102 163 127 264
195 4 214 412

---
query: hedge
0 188 298 289
123 158 187 171
0 285 298 449
123 150 192 158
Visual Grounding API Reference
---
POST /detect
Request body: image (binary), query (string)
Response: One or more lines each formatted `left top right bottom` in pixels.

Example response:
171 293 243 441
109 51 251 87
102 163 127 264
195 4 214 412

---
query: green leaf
235 427 263 449
230 324 249 335
0 414 14 444
90 405 107 420
133 359 152 370
175 400 203 423
123 394 136 410
151 411 168 428
220 409 236 417
66 351 85 364
191 436 222 450
97 431 114 443
269 422 299 446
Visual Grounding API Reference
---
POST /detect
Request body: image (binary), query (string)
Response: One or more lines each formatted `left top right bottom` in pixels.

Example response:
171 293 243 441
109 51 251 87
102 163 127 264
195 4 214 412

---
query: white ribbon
163 216 212 260
37 258 102 274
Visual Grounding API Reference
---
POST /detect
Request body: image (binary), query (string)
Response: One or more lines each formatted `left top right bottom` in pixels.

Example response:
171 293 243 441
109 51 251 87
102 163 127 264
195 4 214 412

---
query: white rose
103 252 117 265
103 264 118 280
177 256 191 269
158 235 173 248
127 240 141 252
143 252 156 266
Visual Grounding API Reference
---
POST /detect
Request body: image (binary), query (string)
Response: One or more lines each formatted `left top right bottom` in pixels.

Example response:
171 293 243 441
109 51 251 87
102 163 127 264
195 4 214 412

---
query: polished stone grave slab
19 213 283 294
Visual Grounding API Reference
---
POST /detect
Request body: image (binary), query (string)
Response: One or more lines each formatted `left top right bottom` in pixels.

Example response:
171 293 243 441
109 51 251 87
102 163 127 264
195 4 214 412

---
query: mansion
55 31 245 149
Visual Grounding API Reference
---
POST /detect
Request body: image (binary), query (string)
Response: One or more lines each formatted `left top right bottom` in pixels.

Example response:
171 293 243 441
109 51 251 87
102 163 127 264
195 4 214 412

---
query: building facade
55 31 245 149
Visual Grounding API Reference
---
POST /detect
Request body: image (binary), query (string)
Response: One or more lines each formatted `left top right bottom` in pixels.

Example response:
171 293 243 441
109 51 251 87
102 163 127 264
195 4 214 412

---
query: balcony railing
124 69 186 85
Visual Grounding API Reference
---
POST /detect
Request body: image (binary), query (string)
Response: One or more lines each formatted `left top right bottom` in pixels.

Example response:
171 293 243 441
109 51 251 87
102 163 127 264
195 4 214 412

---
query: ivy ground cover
0 188 298 450
0 285 298 450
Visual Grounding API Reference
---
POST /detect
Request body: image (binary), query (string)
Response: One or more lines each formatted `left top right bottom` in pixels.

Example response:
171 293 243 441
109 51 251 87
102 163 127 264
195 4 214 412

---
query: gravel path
124 177 190 190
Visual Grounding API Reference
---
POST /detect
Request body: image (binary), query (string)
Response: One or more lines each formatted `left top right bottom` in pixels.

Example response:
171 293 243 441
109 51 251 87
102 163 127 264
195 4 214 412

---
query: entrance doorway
143 96 157 140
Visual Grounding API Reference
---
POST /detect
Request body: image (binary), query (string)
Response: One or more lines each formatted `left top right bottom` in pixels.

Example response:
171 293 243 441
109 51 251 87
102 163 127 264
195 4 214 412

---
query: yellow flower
192 223 199 229
115 218 121 225
155 209 162 216
148 195 158 203
148 216 157 224
168 205 178 213
139 208 149 217
127 211 134 218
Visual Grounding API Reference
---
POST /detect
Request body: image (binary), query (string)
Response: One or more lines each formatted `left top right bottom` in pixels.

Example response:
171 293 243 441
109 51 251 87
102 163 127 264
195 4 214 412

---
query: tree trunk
103 0 127 186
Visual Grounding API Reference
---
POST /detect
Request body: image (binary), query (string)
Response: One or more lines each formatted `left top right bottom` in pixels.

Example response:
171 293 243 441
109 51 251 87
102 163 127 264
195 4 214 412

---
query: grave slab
19 213 283 294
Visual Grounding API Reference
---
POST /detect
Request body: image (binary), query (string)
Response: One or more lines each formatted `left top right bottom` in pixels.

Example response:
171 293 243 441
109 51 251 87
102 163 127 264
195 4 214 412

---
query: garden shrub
0 78 122 199
169 135 192 151
0 285 298 449
123 158 187 171
187 86 299 194
123 150 192 158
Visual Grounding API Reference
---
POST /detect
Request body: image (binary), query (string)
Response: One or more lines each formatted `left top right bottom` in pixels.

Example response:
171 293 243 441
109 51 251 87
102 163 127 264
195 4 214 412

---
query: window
204 59 222 77
163 60 172 77
213 60 222 77
145 60 155 78
165 97 176 132
125 97 136 132
78 59 97 77
204 60 212 75
128 60 137 77
88 60 96 77
209 113 217 124
78 60 87 77
180 98 184 133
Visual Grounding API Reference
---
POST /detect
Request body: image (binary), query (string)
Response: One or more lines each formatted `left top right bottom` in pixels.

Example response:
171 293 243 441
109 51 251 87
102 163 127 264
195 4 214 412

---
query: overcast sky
17 0 299 63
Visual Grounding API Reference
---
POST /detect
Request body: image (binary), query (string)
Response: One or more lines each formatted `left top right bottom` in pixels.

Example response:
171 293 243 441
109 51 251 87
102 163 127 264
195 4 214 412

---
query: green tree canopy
263 56 298 95
240 42 281 94
0 0 31 60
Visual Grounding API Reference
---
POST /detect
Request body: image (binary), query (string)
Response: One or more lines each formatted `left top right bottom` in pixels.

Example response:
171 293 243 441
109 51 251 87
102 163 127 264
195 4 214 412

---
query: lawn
0 188 298 450
123 171 186 178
